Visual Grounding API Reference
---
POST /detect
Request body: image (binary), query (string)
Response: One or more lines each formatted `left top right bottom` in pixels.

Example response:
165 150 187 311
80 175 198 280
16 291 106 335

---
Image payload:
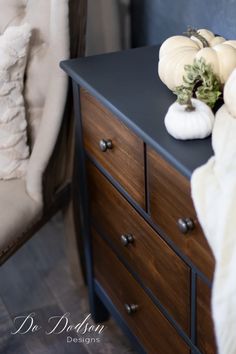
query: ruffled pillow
0 23 31 179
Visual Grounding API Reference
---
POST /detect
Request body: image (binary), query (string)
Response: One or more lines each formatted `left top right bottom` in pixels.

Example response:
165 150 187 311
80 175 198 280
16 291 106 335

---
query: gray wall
131 0 236 47
86 0 130 56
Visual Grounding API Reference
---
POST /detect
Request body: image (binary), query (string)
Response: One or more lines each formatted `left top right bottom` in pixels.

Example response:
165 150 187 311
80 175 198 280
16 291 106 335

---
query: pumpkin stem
185 98 195 112
184 27 210 48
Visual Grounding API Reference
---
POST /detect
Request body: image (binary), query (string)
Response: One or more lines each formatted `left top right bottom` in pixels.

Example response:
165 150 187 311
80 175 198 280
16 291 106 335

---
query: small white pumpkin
164 98 215 140
158 28 236 90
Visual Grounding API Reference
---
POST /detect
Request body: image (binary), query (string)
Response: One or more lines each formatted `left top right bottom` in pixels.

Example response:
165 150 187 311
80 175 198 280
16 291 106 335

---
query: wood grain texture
196 278 217 354
147 147 215 280
92 228 190 354
87 160 190 333
80 89 145 209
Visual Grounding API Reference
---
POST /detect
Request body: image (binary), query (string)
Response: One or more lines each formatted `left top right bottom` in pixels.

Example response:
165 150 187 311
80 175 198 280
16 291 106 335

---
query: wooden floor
0 213 136 354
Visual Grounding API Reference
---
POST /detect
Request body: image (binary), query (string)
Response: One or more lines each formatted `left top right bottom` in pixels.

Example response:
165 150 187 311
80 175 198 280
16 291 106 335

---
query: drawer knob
121 234 134 246
124 303 138 315
177 218 195 234
99 139 113 152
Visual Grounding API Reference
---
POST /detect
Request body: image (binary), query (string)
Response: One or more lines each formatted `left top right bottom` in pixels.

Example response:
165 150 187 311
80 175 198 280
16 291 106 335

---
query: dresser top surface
60 46 213 179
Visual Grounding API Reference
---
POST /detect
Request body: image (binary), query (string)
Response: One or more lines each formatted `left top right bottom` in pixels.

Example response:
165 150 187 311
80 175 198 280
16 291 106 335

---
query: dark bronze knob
177 218 195 234
99 139 113 152
124 303 138 315
121 234 134 246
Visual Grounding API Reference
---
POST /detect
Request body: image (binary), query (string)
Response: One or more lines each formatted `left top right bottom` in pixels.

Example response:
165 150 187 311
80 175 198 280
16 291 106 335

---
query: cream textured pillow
0 23 31 179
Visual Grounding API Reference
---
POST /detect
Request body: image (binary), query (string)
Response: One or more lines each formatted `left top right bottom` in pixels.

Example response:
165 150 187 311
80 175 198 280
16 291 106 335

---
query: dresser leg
90 293 110 323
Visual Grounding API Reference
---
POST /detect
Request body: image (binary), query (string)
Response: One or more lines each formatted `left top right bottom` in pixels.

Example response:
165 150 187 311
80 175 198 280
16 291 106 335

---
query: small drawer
92 228 190 354
80 89 145 209
147 147 215 280
87 160 190 333
196 277 217 354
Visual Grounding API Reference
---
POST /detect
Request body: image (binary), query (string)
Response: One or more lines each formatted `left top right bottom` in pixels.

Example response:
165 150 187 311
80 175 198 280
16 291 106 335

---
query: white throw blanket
191 103 236 354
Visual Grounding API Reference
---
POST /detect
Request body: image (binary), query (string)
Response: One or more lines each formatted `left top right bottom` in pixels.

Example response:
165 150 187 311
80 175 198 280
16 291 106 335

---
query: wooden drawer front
147 147 215 280
93 229 190 354
80 89 145 208
87 160 190 333
196 278 217 354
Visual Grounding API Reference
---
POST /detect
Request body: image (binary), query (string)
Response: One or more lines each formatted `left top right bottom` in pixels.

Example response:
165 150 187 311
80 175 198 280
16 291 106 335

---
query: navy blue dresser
61 46 216 354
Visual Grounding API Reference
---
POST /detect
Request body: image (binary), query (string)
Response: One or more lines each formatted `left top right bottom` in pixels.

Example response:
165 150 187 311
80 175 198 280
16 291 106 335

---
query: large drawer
87 160 190 333
147 147 215 280
92 228 190 354
80 88 145 209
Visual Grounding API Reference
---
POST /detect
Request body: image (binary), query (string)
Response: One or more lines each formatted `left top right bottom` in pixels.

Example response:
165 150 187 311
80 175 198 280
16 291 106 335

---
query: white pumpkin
164 98 215 140
212 68 236 154
158 29 236 90
223 67 236 117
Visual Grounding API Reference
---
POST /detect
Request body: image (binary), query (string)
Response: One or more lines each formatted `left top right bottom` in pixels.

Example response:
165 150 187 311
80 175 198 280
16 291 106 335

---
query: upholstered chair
0 0 87 281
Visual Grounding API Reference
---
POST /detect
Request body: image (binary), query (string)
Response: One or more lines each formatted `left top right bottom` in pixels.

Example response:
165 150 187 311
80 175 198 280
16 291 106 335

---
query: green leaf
173 57 222 109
